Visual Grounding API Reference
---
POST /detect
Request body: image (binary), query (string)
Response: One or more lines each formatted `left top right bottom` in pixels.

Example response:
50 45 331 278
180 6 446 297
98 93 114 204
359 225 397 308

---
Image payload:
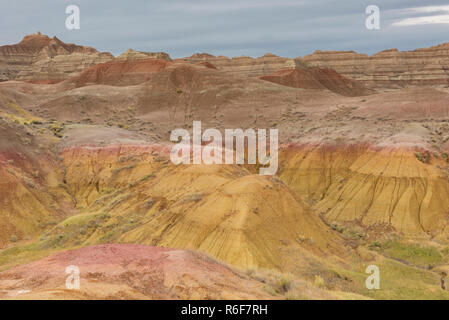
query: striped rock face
2 34 449 300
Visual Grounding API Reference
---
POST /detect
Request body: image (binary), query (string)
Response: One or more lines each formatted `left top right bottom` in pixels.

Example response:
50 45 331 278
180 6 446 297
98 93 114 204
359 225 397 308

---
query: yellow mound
44 146 347 270
280 144 449 238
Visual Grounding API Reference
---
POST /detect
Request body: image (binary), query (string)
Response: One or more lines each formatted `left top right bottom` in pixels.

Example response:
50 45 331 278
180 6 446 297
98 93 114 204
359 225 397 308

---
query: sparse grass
263 284 277 296
364 258 449 300
378 240 443 267
48 123 64 138
112 164 136 175
277 275 292 293
181 193 204 203
314 275 325 289
139 173 156 182
36 212 113 249
246 268 256 277
0 242 59 272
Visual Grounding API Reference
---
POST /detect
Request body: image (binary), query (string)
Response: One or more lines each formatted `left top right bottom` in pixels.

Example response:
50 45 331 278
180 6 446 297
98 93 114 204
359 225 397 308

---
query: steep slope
260 68 372 96
69 58 172 87
279 144 449 238
302 44 449 89
41 144 348 270
179 53 290 77
181 43 449 90
0 33 113 83
0 116 73 247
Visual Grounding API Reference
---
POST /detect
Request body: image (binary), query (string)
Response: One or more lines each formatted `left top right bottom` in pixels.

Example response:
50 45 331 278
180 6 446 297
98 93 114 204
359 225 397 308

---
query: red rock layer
260 67 372 96
0 33 113 82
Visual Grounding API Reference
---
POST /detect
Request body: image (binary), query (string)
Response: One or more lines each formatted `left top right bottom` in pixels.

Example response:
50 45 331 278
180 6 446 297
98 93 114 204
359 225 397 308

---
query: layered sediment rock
55 145 346 269
279 144 449 238
117 49 172 61
302 44 449 88
0 32 114 83
2 33 449 89
180 53 291 77
68 58 171 87
260 67 372 96
0 117 73 247
182 44 449 89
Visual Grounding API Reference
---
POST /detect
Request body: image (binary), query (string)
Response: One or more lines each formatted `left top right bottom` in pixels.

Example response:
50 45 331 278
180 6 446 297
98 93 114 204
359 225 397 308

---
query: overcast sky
1 0 448 58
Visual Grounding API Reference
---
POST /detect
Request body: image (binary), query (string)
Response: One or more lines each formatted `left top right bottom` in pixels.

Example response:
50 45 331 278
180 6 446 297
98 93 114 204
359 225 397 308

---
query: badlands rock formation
180 53 290 77
0 33 174 84
182 44 449 89
3 33 449 90
301 44 449 89
117 49 172 62
0 32 113 83
259 67 372 96
1 34 449 299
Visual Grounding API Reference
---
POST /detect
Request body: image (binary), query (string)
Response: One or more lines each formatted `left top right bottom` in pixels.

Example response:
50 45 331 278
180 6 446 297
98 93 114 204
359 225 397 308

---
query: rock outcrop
302 44 449 89
181 44 449 89
260 67 373 96
117 49 172 61
4 34 449 90
280 144 449 238
179 53 291 77
0 32 114 83
68 58 171 87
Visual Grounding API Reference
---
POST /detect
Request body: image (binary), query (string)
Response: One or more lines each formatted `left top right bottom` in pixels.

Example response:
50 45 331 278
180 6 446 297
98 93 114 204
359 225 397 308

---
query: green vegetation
382 241 443 267
48 123 64 138
277 275 292 293
371 240 443 267
415 151 430 163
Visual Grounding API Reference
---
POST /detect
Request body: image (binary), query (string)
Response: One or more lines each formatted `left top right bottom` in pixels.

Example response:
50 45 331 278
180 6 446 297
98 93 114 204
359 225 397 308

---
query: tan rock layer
302 44 449 88
181 44 449 89
279 143 449 238
0 33 114 82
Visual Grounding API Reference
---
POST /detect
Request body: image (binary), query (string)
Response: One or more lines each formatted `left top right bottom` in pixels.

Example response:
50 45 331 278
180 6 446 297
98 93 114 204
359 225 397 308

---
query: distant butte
1 33 449 88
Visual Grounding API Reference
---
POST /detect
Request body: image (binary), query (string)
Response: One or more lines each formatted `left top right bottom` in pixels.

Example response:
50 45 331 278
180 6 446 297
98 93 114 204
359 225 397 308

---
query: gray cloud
0 0 448 58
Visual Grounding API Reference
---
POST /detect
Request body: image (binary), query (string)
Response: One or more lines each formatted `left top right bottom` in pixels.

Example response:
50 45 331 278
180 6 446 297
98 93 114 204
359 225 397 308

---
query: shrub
330 223 345 233
277 275 292 293
10 235 18 243
314 275 325 289
415 151 430 163
246 268 256 277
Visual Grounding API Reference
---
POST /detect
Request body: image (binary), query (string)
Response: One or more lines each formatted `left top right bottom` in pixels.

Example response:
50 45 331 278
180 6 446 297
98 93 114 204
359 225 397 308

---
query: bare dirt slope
259 67 373 96
0 244 277 299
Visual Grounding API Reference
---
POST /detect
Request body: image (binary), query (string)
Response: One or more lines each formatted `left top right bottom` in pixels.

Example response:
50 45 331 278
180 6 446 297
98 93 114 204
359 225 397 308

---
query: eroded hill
1 35 449 299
